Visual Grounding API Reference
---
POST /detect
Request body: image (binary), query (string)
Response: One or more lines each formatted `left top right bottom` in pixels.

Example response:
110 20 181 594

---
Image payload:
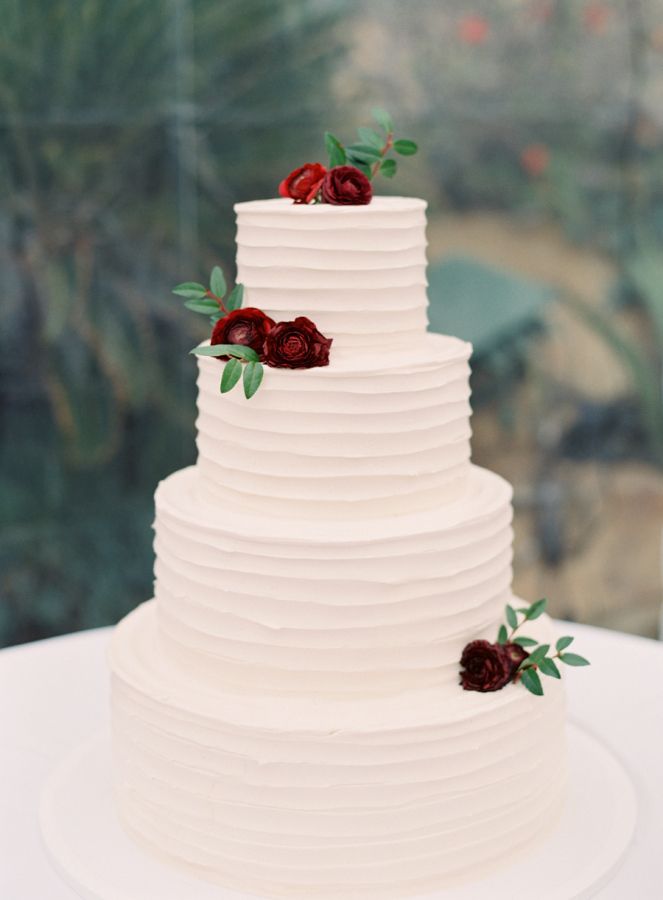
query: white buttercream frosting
153 464 513 695
109 195 568 898
110 602 566 899
196 333 472 518
235 197 428 353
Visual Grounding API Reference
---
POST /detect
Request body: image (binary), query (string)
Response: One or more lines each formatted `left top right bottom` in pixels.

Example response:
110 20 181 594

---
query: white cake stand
39 723 636 900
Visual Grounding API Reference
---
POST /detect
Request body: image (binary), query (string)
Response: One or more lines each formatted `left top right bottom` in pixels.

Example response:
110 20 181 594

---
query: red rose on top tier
211 308 275 360
262 316 332 369
278 162 327 204
321 165 372 205
459 640 513 692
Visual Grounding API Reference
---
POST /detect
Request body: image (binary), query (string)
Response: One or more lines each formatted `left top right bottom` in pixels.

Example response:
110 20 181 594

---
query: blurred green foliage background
3 0 663 645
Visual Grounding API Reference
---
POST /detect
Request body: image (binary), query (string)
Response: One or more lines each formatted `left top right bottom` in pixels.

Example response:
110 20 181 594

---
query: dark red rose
278 162 327 204
262 316 332 369
459 640 514 693
503 642 530 676
210 307 275 360
321 165 372 206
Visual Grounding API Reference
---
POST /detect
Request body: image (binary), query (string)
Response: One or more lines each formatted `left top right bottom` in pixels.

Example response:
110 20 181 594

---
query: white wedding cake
109 196 566 899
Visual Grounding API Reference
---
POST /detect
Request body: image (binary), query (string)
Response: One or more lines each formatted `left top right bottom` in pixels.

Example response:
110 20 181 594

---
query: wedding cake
109 126 573 898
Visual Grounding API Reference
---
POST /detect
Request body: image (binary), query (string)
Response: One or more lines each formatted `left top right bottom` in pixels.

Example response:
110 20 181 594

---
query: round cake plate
40 723 636 900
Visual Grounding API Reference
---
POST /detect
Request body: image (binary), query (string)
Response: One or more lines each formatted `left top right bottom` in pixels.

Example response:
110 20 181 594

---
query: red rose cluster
211 309 331 369
459 639 529 693
279 163 372 206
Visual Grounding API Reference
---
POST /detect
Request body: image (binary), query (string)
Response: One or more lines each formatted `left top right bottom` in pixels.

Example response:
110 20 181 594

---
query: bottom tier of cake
110 602 567 900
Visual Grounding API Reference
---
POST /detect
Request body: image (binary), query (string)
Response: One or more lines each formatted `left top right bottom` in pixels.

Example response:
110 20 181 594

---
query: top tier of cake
235 196 428 355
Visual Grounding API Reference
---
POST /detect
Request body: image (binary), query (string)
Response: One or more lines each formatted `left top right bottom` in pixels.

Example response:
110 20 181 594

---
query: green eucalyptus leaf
357 126 383 148
210 311 225 325
556 636 574 652
512 636 538 647
350 160 372 178
526 644 550 666
210 266 227 298
539 657 561 679
497 624 508 645
183 298 220 315
559 652 591 667
226 283 244 312
346 143 383 161
393 139 418 156
520 667 544 696
191 344 259 362
371 107 393 133
243 361 264 399
220 358 242 393
324 131 346 168
227 345 259 362
172 282 207 299
505 604 518 629
380 158 397 178
526 598 548 620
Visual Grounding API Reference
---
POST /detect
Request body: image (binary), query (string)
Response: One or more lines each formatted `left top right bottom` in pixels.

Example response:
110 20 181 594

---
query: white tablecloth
1 622 662 899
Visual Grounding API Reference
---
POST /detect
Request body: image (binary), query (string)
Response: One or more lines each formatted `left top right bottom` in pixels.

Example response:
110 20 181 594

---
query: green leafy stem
190 344 263 399
324 108 418 182
497 599 590 696
173 266 262 399
173 265 244 325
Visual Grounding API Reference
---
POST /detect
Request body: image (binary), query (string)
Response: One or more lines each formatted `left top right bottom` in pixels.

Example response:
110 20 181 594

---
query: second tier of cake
196 333 473 518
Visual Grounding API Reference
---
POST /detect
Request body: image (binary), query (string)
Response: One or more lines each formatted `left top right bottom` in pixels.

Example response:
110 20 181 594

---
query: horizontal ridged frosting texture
153 465 513 695
110 602 566 900
196 333 472 518
234 197 428 353
110 195 568 898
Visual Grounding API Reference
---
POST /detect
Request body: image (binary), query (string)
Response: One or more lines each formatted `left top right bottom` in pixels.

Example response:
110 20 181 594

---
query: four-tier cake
109 196 566 899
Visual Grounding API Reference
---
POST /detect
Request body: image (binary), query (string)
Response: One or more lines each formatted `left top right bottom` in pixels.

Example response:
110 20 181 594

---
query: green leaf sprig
190 343 264 400
174 266 263 399
173 265 244 326
497 599 590 696
324 108 418 182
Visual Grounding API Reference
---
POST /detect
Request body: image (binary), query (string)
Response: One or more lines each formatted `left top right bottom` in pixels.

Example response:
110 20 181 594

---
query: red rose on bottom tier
211 307 275 359
262 316 332 369
503 642 529 674
459 640 514 692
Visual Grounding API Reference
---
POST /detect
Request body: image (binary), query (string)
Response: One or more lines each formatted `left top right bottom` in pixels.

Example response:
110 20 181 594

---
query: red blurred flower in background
520 143 550 178
458 14 490 46
527 0 554 24
584 2 612 35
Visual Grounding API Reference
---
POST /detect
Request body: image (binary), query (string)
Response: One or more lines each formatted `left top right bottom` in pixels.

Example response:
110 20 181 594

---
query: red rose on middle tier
278 162 327 204
210 308 275 360
262 316 332 369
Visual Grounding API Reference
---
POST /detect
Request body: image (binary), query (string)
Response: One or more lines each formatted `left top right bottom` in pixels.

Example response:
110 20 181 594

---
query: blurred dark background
2 0 663 647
